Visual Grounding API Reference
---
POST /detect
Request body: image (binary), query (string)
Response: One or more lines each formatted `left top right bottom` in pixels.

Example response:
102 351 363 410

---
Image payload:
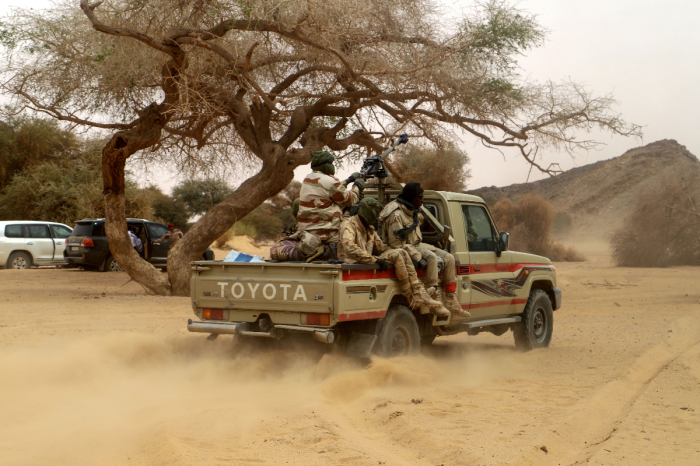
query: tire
375 304 421 357
420 335 436 346
104 254 124 272
513 289 553 350
8 252 32 269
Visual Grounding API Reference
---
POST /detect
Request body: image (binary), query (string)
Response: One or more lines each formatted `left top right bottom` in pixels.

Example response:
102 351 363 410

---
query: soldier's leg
415 244 439 287
417 244 469 317
378 249 446 315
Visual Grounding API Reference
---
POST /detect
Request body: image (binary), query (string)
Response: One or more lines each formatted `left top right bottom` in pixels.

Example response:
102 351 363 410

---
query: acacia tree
0 0 640 295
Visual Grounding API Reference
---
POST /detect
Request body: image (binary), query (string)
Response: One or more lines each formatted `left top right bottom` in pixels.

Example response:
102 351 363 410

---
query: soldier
296 150 364 244
380 182 470 318
339 198 449 317
153 223 183 250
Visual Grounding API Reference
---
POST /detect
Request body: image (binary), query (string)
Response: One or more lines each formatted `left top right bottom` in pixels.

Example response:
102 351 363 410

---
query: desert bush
491 194 584 261
611 169 700 267
391 143 471 192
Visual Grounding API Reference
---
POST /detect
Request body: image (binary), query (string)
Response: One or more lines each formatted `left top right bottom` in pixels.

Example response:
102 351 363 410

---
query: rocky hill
468 140 700 239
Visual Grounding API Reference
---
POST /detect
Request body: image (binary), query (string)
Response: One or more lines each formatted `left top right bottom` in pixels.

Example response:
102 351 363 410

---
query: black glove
375 258 391 271
345 172 362 184
353 178 365 191
417 258 428 269
411 258 420 269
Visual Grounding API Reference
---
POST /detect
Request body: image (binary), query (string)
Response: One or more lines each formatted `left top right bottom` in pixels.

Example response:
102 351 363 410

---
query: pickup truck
187 190 562 358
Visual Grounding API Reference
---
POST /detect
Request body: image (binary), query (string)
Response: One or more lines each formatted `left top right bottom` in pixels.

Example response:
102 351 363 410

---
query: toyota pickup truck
187 189 562 358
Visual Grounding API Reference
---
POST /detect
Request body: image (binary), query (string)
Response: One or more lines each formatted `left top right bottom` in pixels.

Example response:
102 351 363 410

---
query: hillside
469 140 700 240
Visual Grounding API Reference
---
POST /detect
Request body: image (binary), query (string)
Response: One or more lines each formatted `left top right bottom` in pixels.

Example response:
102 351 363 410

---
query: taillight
202 308 228 320
81 238 94 247
301 313 330 326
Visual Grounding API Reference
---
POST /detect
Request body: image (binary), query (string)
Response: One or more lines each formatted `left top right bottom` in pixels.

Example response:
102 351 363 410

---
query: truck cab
187 190 562 358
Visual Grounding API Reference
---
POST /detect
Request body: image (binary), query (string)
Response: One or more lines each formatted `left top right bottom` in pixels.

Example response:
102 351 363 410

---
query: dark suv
63 218 214 271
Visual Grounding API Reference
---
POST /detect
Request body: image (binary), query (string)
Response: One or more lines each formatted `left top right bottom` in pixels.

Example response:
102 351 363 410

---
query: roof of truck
427 190 486 203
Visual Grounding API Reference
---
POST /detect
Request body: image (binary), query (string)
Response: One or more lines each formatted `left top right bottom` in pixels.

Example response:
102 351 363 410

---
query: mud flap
345 332 378 358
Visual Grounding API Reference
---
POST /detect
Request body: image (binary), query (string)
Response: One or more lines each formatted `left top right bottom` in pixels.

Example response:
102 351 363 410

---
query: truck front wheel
375 304 421 358
513 289 553 350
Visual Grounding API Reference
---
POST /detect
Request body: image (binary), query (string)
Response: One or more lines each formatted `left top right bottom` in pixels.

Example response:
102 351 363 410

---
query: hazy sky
2 0 698 191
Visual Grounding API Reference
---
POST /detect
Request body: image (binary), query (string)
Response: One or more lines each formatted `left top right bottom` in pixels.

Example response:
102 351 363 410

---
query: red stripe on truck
462 298 527 310
338 310 387 322
342 269 426 281
456 263 552 275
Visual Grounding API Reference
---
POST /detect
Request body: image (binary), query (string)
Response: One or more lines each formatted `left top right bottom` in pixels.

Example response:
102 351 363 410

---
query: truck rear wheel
375 304 420 358
513 289 553 350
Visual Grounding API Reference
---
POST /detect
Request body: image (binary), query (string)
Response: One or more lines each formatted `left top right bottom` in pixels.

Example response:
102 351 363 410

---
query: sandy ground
1 242 699 466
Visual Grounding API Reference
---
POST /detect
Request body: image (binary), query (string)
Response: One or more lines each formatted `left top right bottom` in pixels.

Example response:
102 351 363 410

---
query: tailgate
191 261 339 324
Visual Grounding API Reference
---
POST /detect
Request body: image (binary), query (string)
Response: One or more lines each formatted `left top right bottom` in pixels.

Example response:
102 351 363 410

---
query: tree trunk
102 104 172 295
167 157 296 296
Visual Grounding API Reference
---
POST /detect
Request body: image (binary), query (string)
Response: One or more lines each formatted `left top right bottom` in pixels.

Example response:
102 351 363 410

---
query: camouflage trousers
378 248 418 284
416 243 455 287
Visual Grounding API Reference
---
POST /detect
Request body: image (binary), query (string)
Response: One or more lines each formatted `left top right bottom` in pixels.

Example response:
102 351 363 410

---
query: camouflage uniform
380 199 469 317
339 212 447 315
297 171 360 242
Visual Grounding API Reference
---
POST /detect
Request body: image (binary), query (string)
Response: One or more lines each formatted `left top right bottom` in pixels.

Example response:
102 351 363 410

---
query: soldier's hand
345 172 362 183
353 178 365 191
375 258 391 271
417 259 428 269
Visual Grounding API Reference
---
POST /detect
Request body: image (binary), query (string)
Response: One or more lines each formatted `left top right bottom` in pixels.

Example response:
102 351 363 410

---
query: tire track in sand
512 313 700 466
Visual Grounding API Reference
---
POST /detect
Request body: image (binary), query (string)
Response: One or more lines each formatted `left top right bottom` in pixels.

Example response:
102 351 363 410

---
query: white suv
0 221 73 269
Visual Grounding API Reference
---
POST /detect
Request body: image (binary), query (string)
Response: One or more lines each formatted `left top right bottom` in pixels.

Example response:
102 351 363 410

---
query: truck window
147 223 168 240
421 203 439 234
92 223 105 237
50 225 72 239
72 223 94 237
4 224 23 238
462 205 497 252
26 224 50 238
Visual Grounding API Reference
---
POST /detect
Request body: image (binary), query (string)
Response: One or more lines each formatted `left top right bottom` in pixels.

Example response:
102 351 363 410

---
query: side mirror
499 232 509 252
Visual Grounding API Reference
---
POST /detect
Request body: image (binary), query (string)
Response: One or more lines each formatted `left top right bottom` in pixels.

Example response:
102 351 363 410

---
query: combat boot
410 281 450 317
443 291 470 318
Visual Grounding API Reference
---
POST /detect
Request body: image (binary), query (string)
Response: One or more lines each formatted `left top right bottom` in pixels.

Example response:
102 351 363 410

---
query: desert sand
1 242 699 466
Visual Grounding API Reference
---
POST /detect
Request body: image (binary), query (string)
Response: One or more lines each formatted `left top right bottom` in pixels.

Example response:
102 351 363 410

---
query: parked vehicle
186 190 561 357
0 221 73 269
63 218 214 272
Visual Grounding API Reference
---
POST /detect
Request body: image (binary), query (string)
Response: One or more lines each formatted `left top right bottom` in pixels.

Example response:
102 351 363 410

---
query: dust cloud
0 332 525 465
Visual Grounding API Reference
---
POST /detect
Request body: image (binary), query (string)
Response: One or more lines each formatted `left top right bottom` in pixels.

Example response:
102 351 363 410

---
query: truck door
457 204 514 319
146 222 169 265
49 224 72 260
24 224 55 263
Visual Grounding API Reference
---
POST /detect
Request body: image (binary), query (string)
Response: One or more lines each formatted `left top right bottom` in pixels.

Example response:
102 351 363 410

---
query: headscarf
358 198 383 228
310 150 335 176
394 182 424 241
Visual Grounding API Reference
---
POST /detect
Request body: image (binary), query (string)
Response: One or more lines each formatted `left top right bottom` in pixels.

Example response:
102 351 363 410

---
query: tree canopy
0 0 641 295
171 179 232 217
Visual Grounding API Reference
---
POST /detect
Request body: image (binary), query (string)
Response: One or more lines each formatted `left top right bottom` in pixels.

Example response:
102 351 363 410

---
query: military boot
443 291 470 318
410 281 450 317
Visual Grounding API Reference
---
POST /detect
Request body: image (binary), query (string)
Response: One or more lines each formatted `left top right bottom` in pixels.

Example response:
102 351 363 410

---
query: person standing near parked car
153 223 183 250
128 226 143 254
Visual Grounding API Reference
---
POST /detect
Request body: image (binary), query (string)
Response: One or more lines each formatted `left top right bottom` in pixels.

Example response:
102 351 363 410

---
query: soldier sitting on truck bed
380 182 471 318
338 198 449 317
296 150 365 259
